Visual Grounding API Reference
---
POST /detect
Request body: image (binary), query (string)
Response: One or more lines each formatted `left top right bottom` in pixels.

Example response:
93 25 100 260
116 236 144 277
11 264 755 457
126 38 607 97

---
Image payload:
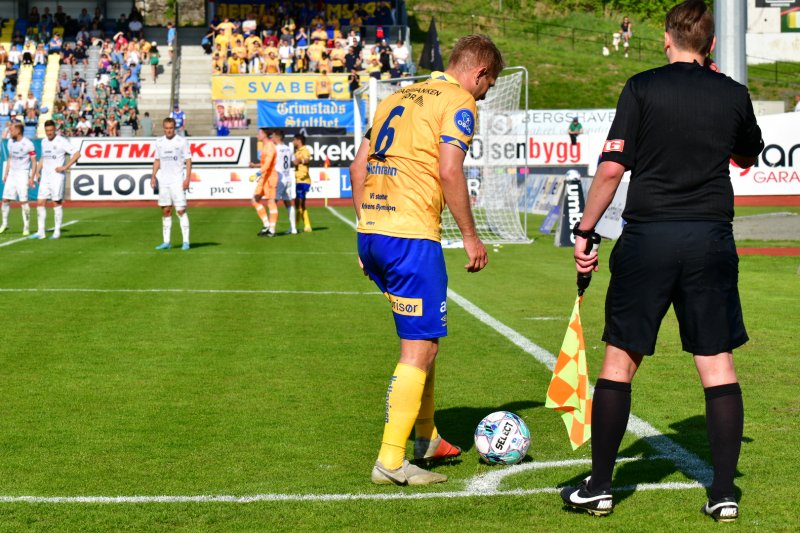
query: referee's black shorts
603 220 748 356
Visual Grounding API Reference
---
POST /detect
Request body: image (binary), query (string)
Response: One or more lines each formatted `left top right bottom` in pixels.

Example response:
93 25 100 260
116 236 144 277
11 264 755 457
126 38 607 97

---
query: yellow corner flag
545 295 592 450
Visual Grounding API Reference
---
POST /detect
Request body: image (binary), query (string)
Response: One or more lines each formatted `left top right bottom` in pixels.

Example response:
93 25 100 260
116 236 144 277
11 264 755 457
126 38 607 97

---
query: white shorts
158 182 187 208
3 177 29 201
37 174 66 202
276 176 296 202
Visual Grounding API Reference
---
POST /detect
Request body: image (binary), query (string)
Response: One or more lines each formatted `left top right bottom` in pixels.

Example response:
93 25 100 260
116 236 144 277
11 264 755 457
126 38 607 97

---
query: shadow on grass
426 400 543 453
63 233 111 239
557 414 748 506
186 242 220 248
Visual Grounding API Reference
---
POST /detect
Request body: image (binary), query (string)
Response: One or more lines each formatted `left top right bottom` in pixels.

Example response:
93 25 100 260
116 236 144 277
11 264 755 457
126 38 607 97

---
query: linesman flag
545 294 592 450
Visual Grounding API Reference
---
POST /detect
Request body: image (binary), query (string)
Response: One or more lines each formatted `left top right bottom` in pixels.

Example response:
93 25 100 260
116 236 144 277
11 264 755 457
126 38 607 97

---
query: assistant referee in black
560 0 763 522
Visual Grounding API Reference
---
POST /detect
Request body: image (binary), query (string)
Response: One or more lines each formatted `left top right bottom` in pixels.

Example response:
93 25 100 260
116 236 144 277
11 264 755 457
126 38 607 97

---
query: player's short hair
272 129 284 140
665 0 714 56
163 117 176 126
11 123 23 135
44 119 56 128
293 133 306 144
448 34 505 79
259 127 271 137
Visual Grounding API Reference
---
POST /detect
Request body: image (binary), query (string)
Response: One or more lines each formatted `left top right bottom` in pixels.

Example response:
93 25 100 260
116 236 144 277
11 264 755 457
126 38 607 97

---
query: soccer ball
474 411 531 465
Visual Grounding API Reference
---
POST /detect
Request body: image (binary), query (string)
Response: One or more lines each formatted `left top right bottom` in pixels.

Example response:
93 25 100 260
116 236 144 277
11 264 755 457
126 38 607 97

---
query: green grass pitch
0 205 797 531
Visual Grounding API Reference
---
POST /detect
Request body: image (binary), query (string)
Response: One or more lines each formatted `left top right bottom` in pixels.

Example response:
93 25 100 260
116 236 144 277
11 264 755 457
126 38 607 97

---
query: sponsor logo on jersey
455 108 475 136
603 139 625 152
387 294 423 317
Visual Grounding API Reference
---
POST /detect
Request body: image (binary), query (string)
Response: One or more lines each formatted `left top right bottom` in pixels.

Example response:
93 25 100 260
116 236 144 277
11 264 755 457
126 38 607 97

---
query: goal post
353 67 531 245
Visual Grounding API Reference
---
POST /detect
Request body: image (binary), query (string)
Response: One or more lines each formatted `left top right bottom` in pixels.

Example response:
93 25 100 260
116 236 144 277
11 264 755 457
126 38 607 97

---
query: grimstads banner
258 100 365 133
214 0 392 19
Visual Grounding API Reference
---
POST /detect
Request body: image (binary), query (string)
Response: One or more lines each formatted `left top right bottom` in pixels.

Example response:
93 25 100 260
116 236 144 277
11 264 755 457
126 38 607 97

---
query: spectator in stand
48 33 63 55
74 72 87 94
377 3 394 25
349 12 364 33
123 63 141 94
347 29 360 49
54 5 67 27
60 43 76 66
307 39 324 72
28 6 40 26
167 21 177 65
264 30 279 49
129 18 144 40
33 43 47 66
3 61 18 93
367 49 381 79
140 111 153 136
295 26 308 48
393 40 409 73
0 45 7 66
24 91 38 125
294 48 308 73
21 42 34 66
76 114 91 136
331 41 345 73
116 13 129 33
170 104 186 135
8 45 21 66
212 53 225 74
315 70 331 99
12 94 25 115
11 31 24 49
38 8 53 38
78 8 92 28
92 114 107 136
58 72 70 96
345 46 358 72
149 43 160 83
107 112 119 136
74 41 89 67
318 51 332 75
0 94 11 117
67 79 83 100
202 29 214 55
263 51 280 74
280 25 293 44
279 40 294 72
379 45 393 76
76 25 90 46
348 68 360 96
228 53 244 74
311 23 327 43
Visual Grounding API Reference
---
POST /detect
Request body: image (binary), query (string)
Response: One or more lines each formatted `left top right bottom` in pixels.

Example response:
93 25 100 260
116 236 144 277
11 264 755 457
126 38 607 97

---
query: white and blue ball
474 411 531 465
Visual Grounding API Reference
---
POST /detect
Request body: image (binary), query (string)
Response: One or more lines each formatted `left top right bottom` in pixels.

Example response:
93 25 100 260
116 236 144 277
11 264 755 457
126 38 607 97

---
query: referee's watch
571 222 595 239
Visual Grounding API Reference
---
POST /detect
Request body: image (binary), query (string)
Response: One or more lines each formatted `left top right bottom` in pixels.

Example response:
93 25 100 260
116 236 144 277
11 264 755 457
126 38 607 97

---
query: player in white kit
273 130 297 235
30 120 81 239
1 123 37 235
150 117 192 250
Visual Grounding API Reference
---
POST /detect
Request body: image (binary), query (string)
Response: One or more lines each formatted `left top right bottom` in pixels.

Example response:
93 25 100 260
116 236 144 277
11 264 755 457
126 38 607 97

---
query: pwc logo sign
73 138 250 167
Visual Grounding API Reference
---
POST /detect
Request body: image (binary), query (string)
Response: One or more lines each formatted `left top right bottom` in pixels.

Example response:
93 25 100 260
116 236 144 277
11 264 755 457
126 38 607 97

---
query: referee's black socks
588 378 632 493
704 382 743 501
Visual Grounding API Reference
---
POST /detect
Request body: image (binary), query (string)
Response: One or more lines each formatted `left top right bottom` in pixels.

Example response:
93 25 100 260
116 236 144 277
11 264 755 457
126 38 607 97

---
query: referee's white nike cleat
371 459 447 486
701 497 738 522
28 233 45 239
0 225 6 234
560 476 613 516
155 242 171 250
181 242 190 250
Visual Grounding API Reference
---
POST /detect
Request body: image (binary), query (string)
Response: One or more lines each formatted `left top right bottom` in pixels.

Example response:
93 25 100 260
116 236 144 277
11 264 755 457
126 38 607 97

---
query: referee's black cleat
701 497 739 522
560 477 613 516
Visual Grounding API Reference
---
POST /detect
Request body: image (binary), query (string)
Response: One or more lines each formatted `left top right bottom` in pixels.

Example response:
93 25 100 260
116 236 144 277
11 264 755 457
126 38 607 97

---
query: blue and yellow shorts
357 233 448 340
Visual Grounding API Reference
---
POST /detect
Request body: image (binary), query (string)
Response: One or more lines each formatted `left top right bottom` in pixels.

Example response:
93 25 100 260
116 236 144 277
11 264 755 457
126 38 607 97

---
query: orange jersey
356 71 477 242
259 141 278 185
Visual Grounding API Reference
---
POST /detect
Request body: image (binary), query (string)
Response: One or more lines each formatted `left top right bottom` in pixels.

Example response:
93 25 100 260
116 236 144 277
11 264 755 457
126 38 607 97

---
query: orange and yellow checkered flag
545 294 592 450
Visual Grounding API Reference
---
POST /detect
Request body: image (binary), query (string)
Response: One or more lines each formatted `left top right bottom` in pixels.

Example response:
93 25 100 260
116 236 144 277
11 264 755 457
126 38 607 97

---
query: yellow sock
377 363 427 470
415 362 439 441
295 206 302 225
255 204 268 225
303 208 311 229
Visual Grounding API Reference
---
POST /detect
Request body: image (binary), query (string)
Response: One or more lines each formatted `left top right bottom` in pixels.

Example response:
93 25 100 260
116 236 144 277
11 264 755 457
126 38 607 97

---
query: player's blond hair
448 35 505 79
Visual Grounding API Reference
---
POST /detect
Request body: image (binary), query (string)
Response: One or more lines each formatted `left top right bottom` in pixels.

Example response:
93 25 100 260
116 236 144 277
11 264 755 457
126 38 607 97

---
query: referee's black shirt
601 61 763 223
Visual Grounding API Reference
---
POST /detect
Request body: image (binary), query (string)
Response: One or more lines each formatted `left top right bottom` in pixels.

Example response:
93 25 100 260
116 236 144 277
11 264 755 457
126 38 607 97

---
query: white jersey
6 137 36 178
40 135 77 177
154 134 191 185
275 143 294 182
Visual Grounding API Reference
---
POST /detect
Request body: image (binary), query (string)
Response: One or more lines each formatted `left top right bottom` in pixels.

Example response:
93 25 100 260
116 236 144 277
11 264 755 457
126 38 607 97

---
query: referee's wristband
571 222 595 239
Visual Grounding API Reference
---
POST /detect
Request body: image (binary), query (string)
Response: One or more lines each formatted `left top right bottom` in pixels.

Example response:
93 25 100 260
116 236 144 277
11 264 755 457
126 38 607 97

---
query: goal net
353 67 531 245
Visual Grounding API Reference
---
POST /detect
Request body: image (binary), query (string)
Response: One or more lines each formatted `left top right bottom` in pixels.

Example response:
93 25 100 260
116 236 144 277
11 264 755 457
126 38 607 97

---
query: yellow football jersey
295 145 311 184
356 72 477 241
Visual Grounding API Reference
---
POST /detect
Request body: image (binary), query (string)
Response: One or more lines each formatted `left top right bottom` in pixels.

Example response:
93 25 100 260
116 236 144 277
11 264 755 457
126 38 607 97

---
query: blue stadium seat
0 116 8 128
23 126 36 137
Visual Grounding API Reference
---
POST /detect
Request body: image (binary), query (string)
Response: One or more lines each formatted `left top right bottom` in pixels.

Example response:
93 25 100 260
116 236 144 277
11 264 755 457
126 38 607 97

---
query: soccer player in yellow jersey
292 133 312 232
249 128 279 237
350 35 503 485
